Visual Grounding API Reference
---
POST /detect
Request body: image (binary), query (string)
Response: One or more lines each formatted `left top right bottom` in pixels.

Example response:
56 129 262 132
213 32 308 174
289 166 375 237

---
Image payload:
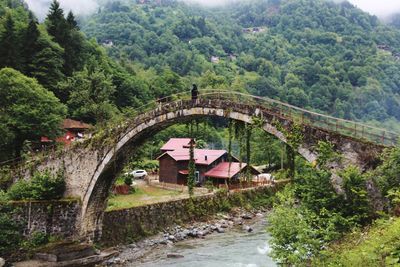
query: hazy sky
25 0 98 20
345 0 400 17
25 0 400 20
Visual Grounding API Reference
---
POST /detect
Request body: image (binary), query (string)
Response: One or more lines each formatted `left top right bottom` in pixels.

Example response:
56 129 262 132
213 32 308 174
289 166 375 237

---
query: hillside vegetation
315 217 400 266
83 0 400 129
2 0 400 161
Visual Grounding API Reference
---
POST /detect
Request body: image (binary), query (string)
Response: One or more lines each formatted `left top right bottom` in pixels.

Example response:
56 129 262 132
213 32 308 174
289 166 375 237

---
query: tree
187 138 196 196
64 67 118 123
0 68 66 159
46 1 84 76
29 34 65 97
66 11 79 30
340 166 372 225
46 0 67 45
287 87 309 107
0 14 20 69
21 19 40 73
63 28 85 76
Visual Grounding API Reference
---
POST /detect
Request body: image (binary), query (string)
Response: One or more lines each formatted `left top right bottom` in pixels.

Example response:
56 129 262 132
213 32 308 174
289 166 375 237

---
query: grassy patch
106 185 183 211
315 217 400 266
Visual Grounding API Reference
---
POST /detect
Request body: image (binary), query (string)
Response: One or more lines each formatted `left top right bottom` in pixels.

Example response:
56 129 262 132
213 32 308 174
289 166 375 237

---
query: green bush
373 146 400 200
124 175 133 186
7 179 32 200
204 180 214 192
7 170 65 201
269 158 375 264
0 190 9 202
340 166 373 225
0 206 23 256
23 231 49 248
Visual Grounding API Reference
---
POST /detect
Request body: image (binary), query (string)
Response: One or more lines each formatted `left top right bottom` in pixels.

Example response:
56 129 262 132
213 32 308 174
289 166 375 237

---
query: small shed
204 162 259 185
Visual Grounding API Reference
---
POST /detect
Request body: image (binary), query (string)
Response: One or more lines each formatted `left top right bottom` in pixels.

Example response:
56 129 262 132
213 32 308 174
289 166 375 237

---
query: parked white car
128 170 148 179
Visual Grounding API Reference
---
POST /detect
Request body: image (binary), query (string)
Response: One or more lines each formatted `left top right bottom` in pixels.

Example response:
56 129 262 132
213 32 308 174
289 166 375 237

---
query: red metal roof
205 162 247 179
40 136 53 143
62 119 92 130
161 138 192 151
161 148 227 166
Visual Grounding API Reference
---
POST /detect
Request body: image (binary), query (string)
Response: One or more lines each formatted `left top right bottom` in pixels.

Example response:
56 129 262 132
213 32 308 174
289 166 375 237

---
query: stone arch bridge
19 90 398 241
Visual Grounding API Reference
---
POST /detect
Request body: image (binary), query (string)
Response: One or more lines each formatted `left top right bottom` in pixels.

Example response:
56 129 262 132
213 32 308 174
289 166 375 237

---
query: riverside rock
216 227 225 233
128 244 137 249
241 214 253 220
243 225 253 232
167 254 184 258
233 218 243 225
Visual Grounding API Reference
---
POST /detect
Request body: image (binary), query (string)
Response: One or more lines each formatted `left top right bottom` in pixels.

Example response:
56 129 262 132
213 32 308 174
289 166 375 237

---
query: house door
195 171 200 185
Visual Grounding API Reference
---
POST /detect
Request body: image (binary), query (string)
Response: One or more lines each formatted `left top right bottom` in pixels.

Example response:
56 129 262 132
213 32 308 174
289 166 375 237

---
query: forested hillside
82 0 400 130
0 0 189 161
2 0 400 161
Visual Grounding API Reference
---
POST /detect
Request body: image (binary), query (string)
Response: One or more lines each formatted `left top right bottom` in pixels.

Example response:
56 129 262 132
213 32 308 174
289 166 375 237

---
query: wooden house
157 138 260 186
158 148 228 185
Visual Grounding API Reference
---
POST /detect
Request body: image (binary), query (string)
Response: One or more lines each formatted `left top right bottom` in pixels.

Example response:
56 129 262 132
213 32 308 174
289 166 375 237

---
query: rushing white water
132 219 276 267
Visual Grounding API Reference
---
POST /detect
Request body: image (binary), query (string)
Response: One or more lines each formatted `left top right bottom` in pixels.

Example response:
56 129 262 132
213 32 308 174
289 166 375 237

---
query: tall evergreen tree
30 41 65 96
66 11 79 30
0 14 20 69
46 0 67 45
63 29 84 76
64 11 84 75
22 19 40 74
46 1 84 76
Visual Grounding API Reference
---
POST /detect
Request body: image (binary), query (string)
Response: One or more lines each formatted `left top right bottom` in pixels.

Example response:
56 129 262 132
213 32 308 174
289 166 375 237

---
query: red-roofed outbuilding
204 162 246 179
204 162 260 184
41 119 92 146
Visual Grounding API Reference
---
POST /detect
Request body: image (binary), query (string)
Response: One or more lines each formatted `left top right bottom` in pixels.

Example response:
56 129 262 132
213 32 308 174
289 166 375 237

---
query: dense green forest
0 0 192 161
82 0 400 129
2 0 400 162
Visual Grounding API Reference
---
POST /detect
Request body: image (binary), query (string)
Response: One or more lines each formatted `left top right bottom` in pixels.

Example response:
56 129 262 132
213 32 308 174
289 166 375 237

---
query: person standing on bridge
191 84 198 103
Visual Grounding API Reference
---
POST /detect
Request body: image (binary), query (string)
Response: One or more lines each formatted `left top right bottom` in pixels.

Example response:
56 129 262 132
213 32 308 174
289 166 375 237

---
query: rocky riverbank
100 207 269 266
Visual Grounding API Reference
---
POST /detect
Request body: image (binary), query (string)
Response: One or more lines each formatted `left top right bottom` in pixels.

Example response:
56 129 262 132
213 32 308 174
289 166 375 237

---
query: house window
195 171 200 183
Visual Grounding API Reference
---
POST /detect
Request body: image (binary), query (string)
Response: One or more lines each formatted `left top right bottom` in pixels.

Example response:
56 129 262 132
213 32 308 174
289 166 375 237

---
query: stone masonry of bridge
24 97 385 241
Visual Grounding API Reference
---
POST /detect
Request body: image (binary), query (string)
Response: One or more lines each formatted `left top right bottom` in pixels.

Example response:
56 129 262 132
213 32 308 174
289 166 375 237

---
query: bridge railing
197 90 399 146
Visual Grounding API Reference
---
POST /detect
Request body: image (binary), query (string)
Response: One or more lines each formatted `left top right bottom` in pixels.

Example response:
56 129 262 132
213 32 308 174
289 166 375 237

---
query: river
130 218 277 267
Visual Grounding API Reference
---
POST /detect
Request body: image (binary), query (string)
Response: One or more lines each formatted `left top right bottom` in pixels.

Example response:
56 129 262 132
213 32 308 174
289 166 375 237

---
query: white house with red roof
157 138 259 186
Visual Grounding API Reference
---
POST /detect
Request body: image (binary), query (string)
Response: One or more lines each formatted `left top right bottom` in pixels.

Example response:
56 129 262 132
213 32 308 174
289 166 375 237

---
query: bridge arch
78 92 391 240
81 101 318 240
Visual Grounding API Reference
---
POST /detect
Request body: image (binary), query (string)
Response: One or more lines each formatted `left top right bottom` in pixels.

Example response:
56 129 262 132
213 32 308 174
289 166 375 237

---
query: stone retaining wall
8 199 81 238
101 185 281 246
